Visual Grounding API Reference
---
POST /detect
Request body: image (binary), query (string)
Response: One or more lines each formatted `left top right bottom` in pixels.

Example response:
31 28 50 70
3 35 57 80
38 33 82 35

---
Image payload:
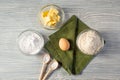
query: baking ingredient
42 59 58 80
76 29 104 55
39 54 50 80
43 54 51 63
59 38 70 51
18 30 44 55
41 7 60 27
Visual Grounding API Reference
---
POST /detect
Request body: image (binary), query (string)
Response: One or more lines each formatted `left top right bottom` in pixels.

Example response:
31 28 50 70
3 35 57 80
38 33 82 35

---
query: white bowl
76 29 104 55
17 30 44 55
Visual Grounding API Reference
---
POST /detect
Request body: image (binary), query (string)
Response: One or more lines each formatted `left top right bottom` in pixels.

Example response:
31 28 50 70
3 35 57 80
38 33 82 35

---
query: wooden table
0 0 120 80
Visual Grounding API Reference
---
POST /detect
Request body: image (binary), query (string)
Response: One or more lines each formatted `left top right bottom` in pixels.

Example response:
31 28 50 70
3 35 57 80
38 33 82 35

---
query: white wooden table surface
0 0 120 80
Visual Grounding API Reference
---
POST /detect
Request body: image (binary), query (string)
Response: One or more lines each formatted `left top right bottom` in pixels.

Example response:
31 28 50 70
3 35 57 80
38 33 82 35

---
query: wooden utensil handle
39 64 47 80
42 69 52 80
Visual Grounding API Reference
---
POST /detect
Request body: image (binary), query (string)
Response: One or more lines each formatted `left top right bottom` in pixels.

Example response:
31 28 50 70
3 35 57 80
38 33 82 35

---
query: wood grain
0 0 120 80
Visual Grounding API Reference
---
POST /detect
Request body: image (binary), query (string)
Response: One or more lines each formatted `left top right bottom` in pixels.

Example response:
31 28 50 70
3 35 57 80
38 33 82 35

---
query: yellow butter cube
42 10 49 17
41 7 60 27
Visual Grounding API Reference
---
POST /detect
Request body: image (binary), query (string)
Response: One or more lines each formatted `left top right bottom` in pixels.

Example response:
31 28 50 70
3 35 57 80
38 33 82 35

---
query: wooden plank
0 0 120 79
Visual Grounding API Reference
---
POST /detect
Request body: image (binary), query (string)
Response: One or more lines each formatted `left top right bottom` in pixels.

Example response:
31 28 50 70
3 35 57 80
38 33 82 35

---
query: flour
51 60 58 69
18 30 44 55
76 29 104 55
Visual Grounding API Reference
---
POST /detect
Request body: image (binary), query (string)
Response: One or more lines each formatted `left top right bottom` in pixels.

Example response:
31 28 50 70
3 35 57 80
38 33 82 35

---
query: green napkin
45 15 94 75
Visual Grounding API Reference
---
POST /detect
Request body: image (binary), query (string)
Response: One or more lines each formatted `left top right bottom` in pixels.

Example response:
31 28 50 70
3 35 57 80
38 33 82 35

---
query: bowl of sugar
17 30 44 55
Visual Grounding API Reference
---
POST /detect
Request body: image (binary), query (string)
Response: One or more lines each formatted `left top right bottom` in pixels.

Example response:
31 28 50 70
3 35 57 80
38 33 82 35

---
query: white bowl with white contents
76 29 104 55
17 30 44 55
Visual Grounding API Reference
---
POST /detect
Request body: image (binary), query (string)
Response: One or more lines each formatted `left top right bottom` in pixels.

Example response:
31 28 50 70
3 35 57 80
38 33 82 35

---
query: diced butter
41 7 60 27
48 8 58 15
43 17 51 26
42 10 49 17
57 15 60 21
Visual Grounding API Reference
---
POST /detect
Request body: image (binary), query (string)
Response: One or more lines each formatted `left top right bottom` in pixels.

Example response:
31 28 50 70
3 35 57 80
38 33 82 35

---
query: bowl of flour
18 30 44 55
76 29 104 55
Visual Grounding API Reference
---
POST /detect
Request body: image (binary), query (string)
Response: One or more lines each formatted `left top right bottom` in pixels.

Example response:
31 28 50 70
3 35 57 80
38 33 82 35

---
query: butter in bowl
38 4 65 29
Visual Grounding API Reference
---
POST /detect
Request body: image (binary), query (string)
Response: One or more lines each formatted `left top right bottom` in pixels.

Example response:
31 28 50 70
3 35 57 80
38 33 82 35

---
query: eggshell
59 38 70 51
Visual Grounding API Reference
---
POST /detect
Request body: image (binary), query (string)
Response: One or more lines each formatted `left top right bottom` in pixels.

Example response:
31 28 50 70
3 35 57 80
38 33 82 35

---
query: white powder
43 54 50 63
76 29 104 55
18 30 44 55
51 60 58 69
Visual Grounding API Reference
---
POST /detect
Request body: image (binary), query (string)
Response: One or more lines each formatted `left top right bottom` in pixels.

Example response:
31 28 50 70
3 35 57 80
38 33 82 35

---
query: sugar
18 31 44 55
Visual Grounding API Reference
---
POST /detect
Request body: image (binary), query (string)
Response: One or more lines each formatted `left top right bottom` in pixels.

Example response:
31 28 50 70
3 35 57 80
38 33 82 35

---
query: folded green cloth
45 15 94 75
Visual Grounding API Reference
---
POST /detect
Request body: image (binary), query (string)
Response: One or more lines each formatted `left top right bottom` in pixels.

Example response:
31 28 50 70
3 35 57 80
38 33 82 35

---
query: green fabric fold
45 15 94 75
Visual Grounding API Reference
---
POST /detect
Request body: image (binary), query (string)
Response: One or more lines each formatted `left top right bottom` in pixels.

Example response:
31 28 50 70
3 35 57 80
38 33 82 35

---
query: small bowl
17 30 44 55
38 4 65 30
76 29 104 55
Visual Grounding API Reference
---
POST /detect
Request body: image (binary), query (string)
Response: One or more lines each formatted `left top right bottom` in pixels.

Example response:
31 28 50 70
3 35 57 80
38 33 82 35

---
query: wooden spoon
42 59 59 80
39 54 51 80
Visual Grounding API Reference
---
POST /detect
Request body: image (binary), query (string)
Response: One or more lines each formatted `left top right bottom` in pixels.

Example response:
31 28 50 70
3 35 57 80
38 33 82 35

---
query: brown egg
59 38 70 51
